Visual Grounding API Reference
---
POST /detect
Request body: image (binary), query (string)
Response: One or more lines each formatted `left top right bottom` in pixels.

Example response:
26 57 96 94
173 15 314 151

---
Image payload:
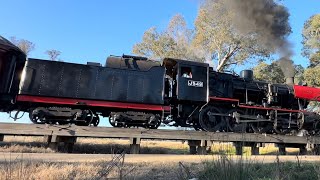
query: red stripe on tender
16 95 170 111
210 97 239 102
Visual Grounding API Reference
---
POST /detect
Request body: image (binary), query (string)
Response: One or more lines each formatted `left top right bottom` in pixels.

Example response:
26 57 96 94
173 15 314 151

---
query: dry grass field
1 136 320 179
0 157 202 180
1 154 320 180
0 136 306 155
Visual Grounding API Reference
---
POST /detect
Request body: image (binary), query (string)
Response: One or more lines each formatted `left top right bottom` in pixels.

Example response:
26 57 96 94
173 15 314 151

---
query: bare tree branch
45 49 61 61
9 36 35 55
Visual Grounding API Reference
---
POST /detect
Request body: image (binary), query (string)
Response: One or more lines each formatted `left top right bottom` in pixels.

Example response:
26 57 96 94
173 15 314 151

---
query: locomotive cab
163 58 209 102
0 36 26 110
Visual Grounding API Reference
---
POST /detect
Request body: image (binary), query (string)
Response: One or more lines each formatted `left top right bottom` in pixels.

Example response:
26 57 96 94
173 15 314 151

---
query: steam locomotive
1 36 320 135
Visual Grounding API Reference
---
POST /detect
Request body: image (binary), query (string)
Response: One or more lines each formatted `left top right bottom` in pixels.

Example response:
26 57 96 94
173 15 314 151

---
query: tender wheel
29 109 46 124
87 113 100 126
78 111 100 126
198 106 226 132
109 112 123 127
146 121 161 129
146 114 161 129
93 116 100 126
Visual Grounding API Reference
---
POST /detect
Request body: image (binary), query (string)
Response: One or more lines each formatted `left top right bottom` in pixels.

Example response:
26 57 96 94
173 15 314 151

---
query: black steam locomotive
0 36 320 135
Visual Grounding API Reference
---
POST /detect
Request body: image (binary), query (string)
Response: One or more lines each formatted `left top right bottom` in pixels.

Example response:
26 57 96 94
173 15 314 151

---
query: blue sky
0 0 198 63
0 0 319 125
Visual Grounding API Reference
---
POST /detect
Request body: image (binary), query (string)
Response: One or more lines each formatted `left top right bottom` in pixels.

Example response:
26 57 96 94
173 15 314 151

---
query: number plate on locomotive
188 80 203 87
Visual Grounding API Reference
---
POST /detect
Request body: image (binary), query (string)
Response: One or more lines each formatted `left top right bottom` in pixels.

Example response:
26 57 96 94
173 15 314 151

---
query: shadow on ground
0 141 189 154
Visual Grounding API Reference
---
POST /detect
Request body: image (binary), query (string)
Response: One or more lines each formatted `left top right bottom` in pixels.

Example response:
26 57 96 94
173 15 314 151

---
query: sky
0 0 319 125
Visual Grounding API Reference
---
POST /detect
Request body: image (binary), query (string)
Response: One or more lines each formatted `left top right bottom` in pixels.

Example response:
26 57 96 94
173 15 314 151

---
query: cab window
180 67 192 79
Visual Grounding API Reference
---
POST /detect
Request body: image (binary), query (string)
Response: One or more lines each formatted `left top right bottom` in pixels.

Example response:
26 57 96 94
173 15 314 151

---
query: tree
304 66 320 87
302 14 320 67
300 14 320 111
301 14 320 87
253 61 304 84
294 64 305 84
9 36 35 55
253 61 285 83
193 0 291 72
303 66 320 112
45 49 61 61
132 14 204 61
133 0 292 72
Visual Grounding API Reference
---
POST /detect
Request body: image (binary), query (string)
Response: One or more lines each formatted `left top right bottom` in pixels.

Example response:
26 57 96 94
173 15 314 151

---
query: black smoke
211 0 294 77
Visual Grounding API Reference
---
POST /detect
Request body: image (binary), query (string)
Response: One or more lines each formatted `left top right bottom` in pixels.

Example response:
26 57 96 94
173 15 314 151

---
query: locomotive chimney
286 77 294 85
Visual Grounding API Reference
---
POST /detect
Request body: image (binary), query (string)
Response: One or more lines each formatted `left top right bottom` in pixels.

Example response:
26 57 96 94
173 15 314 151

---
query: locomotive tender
0 36 320 135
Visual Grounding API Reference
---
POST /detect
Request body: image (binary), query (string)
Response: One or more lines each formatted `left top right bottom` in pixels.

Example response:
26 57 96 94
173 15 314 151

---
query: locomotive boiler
0 36 320 135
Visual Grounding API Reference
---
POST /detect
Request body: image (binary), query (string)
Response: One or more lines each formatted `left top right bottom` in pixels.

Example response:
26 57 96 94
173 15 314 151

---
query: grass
1 154 320 180
199 155 320 180
0 136 306 155
210 142 303 155
0 156 203 180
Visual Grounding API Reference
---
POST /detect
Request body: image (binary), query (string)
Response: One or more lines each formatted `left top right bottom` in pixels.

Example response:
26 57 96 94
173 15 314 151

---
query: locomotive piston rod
207 112 272 123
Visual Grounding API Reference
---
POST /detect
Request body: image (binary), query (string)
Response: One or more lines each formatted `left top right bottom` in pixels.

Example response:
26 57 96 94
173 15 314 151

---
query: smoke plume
214 0 294 77
277 57 295 77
